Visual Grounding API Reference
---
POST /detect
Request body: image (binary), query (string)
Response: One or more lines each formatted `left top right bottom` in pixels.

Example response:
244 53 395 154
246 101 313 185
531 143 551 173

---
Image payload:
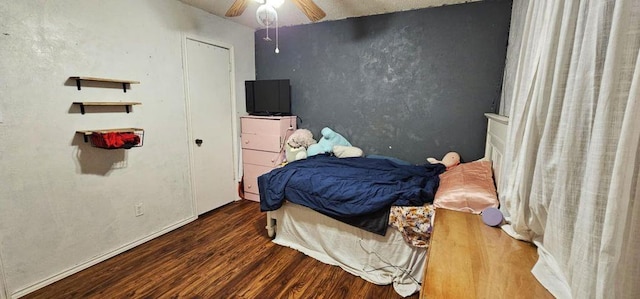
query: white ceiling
180 0 482 29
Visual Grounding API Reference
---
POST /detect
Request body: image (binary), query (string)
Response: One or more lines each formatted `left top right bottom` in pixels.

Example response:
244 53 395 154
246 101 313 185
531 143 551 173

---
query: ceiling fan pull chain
257 4 274 41
275 15 280 53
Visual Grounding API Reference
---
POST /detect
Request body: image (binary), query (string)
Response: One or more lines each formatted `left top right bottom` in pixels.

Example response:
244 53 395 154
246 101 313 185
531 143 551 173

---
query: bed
259 113 508 297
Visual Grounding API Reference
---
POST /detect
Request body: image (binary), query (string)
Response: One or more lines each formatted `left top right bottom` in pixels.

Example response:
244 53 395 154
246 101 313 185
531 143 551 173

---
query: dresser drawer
241 117 284 134
243 149 285 167
241 116 296 135
243 192 260 202
241 133 283 152
244 164 274 196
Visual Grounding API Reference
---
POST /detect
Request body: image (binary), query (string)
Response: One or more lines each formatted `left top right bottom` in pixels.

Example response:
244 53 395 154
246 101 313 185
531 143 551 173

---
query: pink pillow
433 160 498 214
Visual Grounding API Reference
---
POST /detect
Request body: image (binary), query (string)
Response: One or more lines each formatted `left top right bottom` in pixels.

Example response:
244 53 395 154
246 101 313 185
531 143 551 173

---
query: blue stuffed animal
307 127 352 156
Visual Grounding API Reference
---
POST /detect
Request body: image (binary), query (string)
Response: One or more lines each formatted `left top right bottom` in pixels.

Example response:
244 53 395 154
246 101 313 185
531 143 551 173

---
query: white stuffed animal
284 129 317 162
285 143 309 162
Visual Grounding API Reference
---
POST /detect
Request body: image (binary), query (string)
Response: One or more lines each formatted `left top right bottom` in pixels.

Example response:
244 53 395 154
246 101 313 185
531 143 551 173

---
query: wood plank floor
421 209 552 298
24 200 417 299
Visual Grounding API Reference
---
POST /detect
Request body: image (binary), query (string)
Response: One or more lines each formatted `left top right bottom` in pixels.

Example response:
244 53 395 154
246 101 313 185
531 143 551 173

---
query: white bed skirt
271 202 427 297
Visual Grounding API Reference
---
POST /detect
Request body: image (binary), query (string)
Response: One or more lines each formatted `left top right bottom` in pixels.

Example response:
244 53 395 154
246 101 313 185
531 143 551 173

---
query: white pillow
332 145 363 158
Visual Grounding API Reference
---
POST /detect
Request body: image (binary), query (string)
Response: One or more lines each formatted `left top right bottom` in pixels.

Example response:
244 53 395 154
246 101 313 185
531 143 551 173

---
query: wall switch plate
135 203 144 217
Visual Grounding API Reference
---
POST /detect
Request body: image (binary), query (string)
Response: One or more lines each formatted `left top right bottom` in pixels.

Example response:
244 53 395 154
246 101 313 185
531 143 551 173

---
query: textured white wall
0 0 254 297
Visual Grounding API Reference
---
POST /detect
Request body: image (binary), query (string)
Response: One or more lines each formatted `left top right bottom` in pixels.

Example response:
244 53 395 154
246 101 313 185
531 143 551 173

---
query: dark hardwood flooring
24 200 418 299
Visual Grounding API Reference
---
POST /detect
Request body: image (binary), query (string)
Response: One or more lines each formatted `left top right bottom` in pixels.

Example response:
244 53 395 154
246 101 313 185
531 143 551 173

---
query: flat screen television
245 79 291 116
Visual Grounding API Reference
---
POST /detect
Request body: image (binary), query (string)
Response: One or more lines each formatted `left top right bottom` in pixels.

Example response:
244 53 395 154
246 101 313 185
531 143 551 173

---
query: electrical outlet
135 203 144 217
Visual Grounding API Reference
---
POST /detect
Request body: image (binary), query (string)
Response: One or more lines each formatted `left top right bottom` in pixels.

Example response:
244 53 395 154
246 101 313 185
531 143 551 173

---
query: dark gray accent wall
255 1 512 164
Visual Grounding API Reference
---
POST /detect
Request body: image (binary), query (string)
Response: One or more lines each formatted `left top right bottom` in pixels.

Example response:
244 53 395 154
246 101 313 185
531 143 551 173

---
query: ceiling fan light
266 0 284 8
253 0 265 4
256 4 277 27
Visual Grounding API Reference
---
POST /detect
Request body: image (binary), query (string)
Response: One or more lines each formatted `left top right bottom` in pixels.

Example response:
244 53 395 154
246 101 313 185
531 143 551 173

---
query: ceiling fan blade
291 0 326 22
225 0 250 17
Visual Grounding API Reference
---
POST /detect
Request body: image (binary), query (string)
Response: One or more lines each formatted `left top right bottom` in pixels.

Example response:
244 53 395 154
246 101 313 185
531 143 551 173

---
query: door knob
195 139 203 146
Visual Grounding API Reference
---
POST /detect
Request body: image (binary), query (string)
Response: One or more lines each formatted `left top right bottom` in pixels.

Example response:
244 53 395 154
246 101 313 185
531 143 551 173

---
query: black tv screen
245 79 291 116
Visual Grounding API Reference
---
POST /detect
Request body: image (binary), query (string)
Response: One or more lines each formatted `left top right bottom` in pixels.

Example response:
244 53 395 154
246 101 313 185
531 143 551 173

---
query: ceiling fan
225 0 327 22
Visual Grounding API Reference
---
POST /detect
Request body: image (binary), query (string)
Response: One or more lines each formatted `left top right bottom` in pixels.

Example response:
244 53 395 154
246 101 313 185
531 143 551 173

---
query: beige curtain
499 0 640 298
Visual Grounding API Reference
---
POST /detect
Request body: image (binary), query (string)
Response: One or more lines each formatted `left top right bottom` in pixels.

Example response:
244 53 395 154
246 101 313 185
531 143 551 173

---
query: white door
185 38 236 215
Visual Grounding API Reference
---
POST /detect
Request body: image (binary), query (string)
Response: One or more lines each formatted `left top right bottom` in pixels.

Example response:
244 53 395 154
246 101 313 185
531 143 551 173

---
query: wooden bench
420 209 553 298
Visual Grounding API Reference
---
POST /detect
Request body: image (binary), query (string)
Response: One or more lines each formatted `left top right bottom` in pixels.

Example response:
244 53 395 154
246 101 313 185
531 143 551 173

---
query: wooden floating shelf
70 76 140 93
76 128 144 143
70 77 140 84
73 101 141 114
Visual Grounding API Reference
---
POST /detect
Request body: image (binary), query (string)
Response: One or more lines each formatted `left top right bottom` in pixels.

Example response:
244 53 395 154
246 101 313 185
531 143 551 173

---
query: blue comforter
258 155 445 234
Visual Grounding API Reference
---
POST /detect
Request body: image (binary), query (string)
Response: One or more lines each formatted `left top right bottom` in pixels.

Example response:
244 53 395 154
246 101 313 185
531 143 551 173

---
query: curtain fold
499 1 640 298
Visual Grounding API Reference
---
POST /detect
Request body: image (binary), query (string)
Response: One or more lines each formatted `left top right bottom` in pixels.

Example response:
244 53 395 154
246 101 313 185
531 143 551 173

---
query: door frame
181 34 240 216
0 250 7 299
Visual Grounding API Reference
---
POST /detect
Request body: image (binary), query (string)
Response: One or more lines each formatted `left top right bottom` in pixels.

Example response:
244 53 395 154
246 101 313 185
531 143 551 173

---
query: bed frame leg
266 211 276 238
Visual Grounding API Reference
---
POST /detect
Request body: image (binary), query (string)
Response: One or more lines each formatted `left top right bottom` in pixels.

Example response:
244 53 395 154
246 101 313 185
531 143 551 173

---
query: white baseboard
11 216 197 299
